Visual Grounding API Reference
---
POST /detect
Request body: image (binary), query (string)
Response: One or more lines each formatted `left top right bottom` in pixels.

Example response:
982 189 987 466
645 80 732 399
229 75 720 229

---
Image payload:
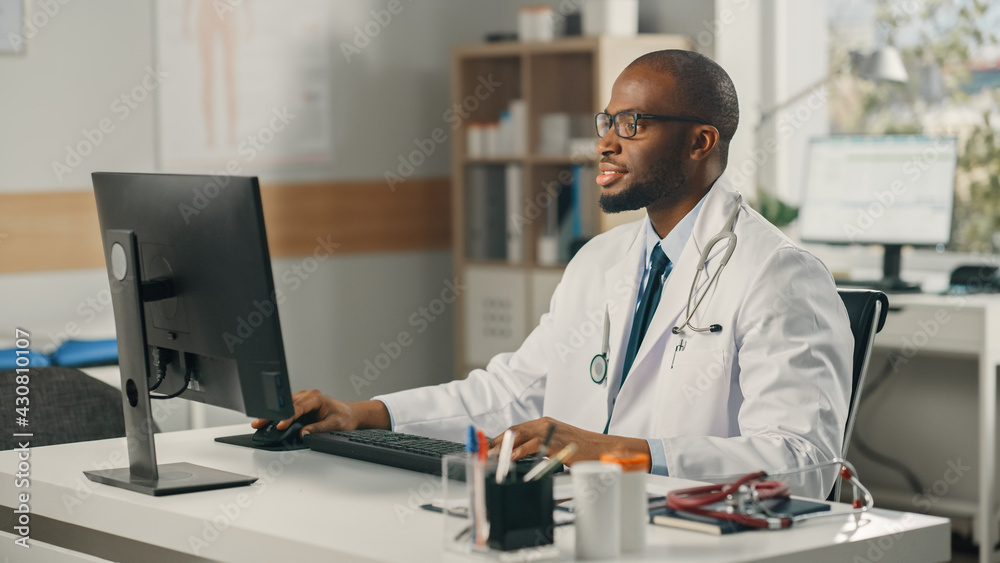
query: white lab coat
376 177 853 498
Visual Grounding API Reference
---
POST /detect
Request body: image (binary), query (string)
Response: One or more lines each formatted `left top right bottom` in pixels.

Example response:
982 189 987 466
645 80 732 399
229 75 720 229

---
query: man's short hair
628 50 739 168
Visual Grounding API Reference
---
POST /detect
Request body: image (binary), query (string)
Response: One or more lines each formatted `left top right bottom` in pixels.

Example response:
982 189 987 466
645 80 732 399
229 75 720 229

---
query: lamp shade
857 46 909 84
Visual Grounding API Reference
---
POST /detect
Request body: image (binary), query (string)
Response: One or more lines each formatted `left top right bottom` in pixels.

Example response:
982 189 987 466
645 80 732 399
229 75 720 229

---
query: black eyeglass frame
595 111 712 138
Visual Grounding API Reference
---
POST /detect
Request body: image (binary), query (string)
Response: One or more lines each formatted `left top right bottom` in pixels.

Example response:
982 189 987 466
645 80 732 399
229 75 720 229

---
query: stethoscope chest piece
590 354 608 384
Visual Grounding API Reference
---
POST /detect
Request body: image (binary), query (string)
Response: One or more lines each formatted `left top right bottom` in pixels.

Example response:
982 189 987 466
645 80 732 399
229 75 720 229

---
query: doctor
255 50 853 498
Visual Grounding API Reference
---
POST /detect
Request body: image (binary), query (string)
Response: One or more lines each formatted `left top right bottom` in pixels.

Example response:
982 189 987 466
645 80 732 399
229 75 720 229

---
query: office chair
828 288 889 502
0 366 153 450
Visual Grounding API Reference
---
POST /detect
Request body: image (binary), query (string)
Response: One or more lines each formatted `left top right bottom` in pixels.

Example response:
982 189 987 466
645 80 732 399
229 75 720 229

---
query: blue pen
466 425 477 453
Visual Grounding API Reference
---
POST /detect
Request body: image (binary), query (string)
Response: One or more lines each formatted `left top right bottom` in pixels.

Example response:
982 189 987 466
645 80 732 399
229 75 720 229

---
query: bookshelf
451 35 691 379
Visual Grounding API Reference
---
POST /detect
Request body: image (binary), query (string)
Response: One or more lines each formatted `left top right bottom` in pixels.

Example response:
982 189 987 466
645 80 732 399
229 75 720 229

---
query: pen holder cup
441 454 554 554
485 477 555 551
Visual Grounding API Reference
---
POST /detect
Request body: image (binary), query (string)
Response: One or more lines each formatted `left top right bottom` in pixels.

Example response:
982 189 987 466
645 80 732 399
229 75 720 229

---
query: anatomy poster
155 0 332 169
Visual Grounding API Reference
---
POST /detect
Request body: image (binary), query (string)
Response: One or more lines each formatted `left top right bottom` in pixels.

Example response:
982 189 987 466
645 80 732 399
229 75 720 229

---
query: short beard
598 155 686 214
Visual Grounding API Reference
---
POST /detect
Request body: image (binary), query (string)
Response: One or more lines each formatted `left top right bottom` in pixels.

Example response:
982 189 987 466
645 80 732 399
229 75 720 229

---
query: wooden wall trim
0 178 451 274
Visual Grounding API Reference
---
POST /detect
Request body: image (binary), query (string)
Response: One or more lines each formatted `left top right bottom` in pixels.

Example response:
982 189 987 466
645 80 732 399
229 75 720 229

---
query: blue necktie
619 243 672 388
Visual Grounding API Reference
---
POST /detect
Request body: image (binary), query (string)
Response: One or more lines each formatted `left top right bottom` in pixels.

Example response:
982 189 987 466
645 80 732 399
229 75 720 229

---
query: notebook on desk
649 497 831 535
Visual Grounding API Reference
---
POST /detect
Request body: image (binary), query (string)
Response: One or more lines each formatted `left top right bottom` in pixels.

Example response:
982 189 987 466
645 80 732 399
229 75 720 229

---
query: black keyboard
304 429 539 477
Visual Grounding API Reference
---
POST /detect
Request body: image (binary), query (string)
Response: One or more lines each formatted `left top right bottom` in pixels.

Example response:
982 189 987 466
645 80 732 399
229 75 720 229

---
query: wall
712 0 763 196
768 0 829 203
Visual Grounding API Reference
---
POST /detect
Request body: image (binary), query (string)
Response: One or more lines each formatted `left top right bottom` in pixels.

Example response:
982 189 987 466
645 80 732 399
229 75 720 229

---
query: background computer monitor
798 136 958 291
87 172 295 495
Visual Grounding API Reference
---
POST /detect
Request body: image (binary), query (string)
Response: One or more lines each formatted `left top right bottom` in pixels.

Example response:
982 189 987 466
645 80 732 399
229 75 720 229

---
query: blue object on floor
50 339 119 367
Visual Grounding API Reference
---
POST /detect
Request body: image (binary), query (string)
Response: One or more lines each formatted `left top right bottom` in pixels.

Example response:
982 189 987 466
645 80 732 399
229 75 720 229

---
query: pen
523 443 576 482
538 422 556 460
473 429 488 547
466 425 477 454
476 430 488 462
671 338 686 369
495 429 514 484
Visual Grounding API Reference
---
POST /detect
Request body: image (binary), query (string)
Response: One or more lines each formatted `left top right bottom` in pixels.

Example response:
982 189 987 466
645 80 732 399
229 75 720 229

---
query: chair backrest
0 367 130 450
838 288 889 454
828 288 888 501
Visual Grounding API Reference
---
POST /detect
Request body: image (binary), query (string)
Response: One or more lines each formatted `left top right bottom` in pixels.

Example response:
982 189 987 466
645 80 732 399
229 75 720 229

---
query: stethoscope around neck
672 193 741 335
589 193 742 385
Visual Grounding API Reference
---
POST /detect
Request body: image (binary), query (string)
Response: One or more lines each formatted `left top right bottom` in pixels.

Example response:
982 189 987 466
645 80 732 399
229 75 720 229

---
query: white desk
0 425 950 562
874 293 1000 563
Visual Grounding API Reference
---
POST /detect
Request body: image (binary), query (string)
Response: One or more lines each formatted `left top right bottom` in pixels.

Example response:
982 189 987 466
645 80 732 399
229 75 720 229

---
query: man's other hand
489 416 651 467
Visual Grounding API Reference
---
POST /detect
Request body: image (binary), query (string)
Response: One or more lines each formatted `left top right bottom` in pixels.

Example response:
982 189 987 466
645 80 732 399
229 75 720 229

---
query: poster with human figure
155 0 332 169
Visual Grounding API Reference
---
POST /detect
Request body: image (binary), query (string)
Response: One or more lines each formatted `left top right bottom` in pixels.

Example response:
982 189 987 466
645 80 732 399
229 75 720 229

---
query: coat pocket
658 349 732 434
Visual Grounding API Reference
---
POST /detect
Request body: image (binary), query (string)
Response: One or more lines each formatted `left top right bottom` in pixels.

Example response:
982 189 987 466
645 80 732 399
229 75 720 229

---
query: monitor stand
836 244 921 293
83 230 256 496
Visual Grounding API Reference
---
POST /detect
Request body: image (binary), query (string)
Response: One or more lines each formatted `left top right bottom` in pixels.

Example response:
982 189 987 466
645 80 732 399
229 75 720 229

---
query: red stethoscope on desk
665 459 874 530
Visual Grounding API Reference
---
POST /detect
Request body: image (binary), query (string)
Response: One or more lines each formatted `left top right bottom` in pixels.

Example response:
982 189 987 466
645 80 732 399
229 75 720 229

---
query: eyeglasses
595 111 711 138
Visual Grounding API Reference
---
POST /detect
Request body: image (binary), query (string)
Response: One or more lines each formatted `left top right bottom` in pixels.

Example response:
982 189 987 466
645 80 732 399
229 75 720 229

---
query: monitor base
84 462 256 496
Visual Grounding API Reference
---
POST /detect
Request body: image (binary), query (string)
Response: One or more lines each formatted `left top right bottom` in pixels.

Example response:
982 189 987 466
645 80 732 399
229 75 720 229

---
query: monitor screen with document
798 135 958 291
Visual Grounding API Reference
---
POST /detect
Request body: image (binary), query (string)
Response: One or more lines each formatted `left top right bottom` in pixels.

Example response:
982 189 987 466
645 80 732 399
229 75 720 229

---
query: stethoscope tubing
672 193 742 335
664 458 874 528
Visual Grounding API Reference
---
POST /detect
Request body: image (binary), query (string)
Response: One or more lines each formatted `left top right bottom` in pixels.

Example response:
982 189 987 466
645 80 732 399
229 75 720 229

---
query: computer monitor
798 136 958 292
86 172 295 495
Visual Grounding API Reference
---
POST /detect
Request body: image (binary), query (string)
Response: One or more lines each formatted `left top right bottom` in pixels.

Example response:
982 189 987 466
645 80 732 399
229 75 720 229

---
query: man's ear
689 125 720 161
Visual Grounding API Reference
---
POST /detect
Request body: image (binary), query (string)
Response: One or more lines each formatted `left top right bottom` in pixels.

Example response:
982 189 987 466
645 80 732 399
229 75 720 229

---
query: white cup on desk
571 461 622 560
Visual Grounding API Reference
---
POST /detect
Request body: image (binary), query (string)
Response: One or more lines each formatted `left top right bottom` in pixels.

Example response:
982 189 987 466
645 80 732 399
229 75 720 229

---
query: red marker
476 430 488 462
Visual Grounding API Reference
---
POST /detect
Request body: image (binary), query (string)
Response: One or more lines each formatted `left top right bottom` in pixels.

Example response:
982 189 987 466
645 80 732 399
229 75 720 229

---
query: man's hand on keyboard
251 390 391 435
490 416 651 467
